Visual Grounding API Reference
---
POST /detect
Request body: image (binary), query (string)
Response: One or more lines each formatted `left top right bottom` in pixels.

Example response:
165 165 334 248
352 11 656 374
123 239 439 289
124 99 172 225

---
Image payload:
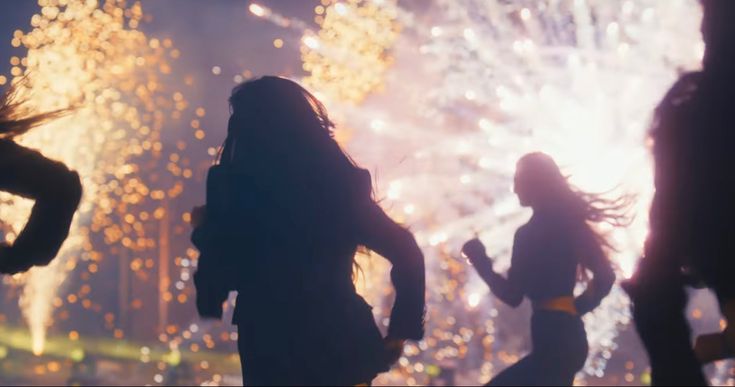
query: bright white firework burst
256 0 704 383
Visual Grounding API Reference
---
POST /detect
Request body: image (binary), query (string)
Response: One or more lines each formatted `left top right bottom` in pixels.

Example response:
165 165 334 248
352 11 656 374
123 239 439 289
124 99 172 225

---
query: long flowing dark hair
220 75 372 233
0 78 67 139
516 152 632 257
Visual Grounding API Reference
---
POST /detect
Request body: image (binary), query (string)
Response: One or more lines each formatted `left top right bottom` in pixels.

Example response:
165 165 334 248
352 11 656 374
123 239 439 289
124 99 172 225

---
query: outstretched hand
462 238 493 273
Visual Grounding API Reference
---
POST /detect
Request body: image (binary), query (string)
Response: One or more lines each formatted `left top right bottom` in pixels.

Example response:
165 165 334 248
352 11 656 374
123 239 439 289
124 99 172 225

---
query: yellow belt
533 296 578 316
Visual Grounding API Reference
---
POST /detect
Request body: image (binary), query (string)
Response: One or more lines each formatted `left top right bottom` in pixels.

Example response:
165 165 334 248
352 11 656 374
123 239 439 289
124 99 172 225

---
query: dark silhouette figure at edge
190 76 426 386
463 153 621 386
0 81 82 275
624 1 735 385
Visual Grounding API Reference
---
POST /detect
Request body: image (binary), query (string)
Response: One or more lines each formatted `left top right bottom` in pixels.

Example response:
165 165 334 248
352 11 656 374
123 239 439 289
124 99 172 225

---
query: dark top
648 71 735 261
646 70 735 293
482 210 615 315
510 213 581 302
192 166 425 339
0 139 82 273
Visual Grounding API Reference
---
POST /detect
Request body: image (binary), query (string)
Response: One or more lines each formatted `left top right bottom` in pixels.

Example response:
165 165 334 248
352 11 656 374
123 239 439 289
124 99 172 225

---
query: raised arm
356 200 425 341
0 140 82 274
463 232 525 308
574 228 616 315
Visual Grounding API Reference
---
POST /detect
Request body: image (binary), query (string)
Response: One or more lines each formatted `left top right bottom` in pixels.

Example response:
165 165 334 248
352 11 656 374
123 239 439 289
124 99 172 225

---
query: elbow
396 228 425 272
51 169 82 213
408 237 425 272
63 170 83 208
388 228 426 297
44 166 82 209
495 287 523 308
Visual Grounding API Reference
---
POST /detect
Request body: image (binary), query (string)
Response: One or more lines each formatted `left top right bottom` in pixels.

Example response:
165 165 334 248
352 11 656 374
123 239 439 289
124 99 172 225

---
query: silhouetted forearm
0 140 81 269
386 229 425 340
575 255 615 314
473 257 523 307
359 200 425 341
191 220 232 319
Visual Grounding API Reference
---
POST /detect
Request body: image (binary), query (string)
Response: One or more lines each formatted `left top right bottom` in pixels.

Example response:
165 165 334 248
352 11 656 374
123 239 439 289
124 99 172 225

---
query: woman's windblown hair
517 152 634 250
571 186 634 230
0 79 68 139
221 76 364 194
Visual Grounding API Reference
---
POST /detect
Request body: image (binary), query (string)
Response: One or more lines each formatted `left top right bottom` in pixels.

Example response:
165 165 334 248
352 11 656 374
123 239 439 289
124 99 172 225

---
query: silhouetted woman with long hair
191 76 425 386
0 82 82 274
463 152 620 386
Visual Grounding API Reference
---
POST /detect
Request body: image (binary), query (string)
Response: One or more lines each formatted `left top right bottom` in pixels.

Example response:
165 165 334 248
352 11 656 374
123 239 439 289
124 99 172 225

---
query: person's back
225 167 387 385
510 212 579 303
626 2 735 384
630 72 735 387
191 76 425 386
650 70 735 280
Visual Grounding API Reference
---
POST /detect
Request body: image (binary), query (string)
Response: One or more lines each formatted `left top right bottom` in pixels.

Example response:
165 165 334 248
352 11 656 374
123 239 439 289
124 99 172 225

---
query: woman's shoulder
355 167 372 188
524 211 572 237
350 168 374 203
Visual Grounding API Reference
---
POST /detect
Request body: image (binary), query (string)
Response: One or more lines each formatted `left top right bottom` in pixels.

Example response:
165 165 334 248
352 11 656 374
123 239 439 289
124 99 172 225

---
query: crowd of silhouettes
0 0 733 386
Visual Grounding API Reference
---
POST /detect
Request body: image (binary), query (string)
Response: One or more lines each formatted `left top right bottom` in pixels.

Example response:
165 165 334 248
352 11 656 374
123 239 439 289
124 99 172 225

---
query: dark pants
629 214 735 387
236 300 387 386
488 311 588 386
237 328 381 386
628 256 709 386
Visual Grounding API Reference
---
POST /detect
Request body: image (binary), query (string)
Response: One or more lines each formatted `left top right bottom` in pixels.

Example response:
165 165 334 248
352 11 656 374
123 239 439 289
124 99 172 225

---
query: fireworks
264 0 703 383
300 0 400 103
0 0 712 384
2 0 189 356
